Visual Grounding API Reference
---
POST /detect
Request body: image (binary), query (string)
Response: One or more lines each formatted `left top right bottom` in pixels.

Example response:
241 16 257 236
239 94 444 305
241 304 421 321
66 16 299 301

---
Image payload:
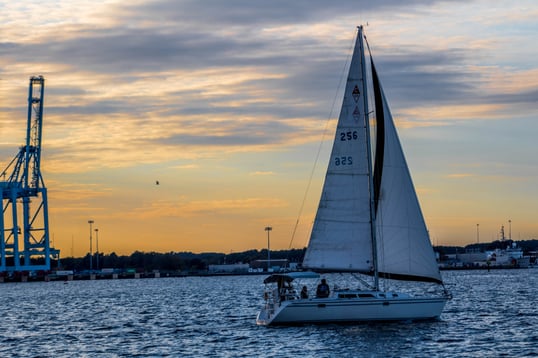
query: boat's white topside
256 288 448 326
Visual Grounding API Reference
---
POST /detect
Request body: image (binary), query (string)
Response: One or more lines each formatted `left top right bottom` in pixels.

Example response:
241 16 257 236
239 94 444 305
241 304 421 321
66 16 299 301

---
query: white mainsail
302 28 374 272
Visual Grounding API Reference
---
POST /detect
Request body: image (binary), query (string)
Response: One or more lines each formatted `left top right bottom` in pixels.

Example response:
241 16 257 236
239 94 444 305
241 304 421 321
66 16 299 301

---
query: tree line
57 239 538 273
59 248 306 273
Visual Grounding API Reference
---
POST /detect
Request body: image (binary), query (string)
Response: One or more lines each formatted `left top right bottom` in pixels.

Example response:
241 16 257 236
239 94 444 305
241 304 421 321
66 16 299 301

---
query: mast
358 26 379 290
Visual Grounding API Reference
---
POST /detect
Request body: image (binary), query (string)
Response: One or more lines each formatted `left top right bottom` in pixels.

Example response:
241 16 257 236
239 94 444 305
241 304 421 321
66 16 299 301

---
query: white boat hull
256 292 448 326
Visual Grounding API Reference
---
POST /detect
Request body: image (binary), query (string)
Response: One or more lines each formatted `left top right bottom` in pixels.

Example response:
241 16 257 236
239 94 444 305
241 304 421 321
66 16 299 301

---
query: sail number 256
340 131 358 141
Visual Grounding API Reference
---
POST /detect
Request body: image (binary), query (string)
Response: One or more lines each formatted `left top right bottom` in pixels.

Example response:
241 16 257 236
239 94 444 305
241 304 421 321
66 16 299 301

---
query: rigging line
351 272 376 290
287 30 358 250
364 38 377 159
366 30 387 290
363 28 379 133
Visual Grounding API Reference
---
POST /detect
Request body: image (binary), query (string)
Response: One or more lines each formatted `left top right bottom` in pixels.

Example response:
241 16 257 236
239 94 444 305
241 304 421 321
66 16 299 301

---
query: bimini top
263 271 320 284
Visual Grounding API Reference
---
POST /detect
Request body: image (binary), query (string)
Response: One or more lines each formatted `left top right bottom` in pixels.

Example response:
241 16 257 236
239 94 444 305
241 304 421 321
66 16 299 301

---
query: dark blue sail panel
371 59 385 214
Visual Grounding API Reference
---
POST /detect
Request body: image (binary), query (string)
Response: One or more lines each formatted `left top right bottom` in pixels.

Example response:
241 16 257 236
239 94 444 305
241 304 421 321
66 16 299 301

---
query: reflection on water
0 270 537 357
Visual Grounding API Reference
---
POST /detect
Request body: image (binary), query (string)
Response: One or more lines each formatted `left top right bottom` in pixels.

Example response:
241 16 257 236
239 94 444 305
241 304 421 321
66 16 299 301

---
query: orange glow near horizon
2 1 537 257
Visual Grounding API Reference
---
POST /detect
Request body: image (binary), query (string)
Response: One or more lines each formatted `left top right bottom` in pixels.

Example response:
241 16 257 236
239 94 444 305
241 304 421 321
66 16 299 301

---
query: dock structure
0 76 59 274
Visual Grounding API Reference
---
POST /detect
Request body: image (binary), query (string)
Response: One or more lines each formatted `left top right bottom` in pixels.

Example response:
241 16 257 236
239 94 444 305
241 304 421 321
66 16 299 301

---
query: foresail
371 61 442 284
303 28 374 272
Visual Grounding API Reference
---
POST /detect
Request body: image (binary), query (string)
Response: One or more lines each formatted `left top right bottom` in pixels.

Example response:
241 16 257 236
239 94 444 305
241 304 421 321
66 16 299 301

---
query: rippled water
0 269 537 357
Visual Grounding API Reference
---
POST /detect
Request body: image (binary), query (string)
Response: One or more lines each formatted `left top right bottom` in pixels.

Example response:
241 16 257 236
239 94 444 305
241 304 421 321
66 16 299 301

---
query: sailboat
256 26 450 326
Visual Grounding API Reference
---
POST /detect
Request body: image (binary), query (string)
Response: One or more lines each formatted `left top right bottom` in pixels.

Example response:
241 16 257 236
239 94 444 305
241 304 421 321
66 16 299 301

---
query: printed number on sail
340 131 358 141
335 156 353 166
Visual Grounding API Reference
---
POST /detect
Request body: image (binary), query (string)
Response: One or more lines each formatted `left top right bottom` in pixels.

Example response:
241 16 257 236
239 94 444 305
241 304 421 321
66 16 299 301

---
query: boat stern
256 308 270 326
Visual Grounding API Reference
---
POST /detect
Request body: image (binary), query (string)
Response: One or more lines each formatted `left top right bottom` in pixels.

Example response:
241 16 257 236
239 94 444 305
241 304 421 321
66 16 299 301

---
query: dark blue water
0 269 537 357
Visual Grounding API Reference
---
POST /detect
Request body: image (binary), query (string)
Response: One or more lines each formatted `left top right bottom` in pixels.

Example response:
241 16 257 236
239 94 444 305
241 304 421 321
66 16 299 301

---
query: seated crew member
316 278 330 298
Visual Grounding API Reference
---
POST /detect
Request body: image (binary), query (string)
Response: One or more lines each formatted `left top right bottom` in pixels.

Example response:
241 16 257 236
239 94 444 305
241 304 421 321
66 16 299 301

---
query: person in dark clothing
316 278 330 298
300 285 309 299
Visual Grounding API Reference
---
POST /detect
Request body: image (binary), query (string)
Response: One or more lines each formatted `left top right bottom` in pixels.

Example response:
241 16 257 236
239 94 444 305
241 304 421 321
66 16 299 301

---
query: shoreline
1 265 535 283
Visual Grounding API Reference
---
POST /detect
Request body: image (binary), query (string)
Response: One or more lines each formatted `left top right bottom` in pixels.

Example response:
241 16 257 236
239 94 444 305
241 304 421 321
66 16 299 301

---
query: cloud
128 197 289 219
171 164 199 170
446 173 476 179
117 0 455 29
249 171 275 176
2 0 538 253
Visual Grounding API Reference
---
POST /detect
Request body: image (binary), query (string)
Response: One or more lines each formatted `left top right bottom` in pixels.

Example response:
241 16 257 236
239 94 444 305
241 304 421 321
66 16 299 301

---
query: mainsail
302 28 374 273
302 27 442 284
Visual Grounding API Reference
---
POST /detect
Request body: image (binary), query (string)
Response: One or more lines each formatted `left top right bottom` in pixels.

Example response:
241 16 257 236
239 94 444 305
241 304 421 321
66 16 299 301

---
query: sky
1 0 537 257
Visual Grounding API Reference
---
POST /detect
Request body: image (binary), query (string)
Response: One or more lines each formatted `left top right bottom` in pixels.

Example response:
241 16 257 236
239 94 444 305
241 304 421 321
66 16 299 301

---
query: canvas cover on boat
263 272 320 284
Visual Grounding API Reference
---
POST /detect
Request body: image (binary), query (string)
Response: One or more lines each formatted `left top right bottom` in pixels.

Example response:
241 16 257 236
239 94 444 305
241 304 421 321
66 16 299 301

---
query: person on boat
278 279 293 301
316 279 330 298
300 286 309 299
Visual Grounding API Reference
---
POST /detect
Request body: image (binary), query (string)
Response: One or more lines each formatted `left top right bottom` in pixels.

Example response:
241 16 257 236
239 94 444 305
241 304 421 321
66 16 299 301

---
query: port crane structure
0 76 58 273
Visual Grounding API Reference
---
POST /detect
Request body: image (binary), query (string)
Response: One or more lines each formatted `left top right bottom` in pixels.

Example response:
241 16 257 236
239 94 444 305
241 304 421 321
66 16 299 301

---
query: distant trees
56 240 538 273
57 248 307 273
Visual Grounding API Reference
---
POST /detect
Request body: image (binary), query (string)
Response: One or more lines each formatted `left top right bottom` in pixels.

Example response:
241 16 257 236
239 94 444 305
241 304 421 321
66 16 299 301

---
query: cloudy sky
1 0 537 256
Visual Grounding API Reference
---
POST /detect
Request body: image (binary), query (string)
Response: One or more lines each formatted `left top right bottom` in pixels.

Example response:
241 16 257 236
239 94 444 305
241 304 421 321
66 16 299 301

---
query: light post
476 224 479 244
265 226 272 272
95 228 99 271
88 220 94 271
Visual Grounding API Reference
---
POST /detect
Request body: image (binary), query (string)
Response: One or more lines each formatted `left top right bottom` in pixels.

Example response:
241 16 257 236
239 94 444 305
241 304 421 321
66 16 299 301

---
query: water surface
0 270 537 357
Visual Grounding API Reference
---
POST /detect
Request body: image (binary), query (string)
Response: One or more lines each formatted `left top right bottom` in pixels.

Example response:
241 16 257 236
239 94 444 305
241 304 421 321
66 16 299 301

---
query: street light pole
265 226 272 272
95 228 99 271
88 220 94 271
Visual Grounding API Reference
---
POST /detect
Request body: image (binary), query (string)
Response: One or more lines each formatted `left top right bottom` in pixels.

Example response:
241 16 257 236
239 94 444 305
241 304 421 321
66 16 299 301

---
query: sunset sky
1 0 537 257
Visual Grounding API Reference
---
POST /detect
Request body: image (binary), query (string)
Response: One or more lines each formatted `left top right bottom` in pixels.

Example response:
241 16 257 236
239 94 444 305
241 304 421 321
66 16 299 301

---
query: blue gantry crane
0 76 59 274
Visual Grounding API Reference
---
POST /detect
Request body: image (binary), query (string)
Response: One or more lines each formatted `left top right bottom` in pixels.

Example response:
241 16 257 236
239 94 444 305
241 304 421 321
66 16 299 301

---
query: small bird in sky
156 180 160 185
